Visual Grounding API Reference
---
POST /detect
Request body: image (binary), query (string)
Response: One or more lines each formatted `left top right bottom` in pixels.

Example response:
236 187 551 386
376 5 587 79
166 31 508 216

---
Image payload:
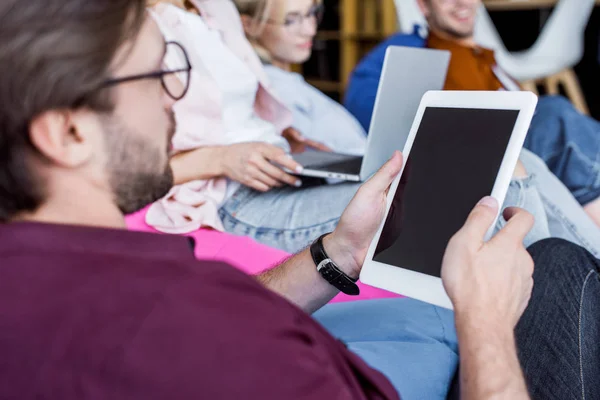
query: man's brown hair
0 0 146 221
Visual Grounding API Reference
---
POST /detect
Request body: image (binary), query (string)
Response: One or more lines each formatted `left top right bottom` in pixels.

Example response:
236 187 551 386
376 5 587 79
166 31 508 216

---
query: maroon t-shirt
0 222 399 399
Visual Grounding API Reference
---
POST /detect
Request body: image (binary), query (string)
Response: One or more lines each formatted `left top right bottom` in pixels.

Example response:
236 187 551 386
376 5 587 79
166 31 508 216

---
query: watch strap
310 234 360 296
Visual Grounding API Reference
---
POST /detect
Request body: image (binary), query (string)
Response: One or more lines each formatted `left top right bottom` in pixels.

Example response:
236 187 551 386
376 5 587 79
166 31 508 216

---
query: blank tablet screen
373 107 519 277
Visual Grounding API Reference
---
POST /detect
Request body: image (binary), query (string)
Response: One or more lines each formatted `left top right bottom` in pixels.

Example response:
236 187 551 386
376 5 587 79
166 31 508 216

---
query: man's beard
101 112 175 215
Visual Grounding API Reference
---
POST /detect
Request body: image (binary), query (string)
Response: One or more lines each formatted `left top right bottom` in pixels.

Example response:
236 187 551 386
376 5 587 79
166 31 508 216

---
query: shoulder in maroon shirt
0 222 399 400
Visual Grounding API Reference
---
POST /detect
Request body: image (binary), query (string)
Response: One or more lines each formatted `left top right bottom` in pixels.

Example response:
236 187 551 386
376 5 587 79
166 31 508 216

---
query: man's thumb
362 151 403 194
461 196 499 241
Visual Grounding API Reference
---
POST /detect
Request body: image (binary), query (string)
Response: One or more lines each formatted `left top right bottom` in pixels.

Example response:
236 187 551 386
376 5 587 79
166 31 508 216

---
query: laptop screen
372 106 520 278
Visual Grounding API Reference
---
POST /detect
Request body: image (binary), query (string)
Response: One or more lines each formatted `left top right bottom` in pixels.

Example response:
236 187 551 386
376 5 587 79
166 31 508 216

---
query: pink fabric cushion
126 206 400 303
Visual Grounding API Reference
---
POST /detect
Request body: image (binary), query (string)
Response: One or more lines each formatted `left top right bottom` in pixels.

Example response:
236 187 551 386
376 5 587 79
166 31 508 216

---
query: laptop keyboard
316 156 363 175
293 151 364 175
295 151 358 167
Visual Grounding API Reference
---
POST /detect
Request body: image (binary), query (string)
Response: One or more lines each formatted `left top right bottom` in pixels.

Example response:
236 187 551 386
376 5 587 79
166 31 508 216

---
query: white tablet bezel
359 90 539 309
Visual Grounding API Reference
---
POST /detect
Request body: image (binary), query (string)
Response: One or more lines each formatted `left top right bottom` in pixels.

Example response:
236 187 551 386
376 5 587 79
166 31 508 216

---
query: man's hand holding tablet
441 198 534 400
323 151 406 279
323 151 534 399
442 198 535 327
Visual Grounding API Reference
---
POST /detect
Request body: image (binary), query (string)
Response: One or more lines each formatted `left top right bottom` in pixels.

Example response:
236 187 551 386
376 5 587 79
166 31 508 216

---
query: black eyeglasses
102 41 192 101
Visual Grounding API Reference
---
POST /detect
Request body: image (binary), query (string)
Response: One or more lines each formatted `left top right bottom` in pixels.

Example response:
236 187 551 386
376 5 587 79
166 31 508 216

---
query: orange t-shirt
427 31 520 91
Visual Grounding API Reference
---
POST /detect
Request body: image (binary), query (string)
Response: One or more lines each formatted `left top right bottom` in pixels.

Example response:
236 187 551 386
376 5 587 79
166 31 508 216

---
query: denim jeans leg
314 298 458 400
519 148 600 257
219 182 361 253
495 173 550 248
525 96 600 206
516 239 600 399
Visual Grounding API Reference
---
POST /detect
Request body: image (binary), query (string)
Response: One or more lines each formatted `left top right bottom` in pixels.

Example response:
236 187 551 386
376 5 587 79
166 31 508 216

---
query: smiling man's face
419 0 480 40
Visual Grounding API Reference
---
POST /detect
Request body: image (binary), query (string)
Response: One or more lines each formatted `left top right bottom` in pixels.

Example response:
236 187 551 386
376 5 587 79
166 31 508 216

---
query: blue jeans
520 149 600 257
314 239 600 400
314 298 458 400
525 96 600 206
219 181 360 253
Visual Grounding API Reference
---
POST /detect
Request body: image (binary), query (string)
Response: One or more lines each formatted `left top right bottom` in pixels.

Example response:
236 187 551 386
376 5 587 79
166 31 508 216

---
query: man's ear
29 110 95 168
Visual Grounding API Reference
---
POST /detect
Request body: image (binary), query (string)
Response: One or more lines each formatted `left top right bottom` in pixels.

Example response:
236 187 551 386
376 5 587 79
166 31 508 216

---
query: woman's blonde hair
233 0 275 62
233 0 321 63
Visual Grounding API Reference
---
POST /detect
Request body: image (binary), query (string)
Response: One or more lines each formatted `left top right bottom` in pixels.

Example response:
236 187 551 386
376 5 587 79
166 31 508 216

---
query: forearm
170 146 225 185
456 312 530 400
256 235 357 314
256 249 337 313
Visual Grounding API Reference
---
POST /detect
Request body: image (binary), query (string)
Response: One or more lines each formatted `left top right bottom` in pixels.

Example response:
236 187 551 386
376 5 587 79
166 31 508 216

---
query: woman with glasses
142 0 380 254
235 0 368 154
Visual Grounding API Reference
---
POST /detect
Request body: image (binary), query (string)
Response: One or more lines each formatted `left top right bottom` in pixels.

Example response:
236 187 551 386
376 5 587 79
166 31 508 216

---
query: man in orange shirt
422 0 522 91
419 0 600 226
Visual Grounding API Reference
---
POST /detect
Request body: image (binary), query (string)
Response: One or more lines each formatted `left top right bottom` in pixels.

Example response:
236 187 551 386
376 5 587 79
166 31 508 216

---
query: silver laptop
291 46 451 181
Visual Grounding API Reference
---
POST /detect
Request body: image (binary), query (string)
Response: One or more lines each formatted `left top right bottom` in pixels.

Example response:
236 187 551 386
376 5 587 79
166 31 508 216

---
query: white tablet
360 90 538 309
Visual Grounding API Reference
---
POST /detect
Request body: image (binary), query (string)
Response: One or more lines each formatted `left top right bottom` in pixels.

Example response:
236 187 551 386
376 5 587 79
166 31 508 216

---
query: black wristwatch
310 233 360 296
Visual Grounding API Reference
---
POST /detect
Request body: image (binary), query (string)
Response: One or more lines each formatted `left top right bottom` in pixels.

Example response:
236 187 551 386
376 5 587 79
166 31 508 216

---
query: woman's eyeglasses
268 3 324 33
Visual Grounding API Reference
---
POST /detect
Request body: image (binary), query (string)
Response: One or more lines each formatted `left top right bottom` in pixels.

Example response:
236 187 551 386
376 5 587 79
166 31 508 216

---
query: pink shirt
146 0 293 234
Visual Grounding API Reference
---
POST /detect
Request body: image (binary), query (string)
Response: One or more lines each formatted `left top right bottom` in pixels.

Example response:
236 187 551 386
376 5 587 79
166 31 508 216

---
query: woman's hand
219 142 304 192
